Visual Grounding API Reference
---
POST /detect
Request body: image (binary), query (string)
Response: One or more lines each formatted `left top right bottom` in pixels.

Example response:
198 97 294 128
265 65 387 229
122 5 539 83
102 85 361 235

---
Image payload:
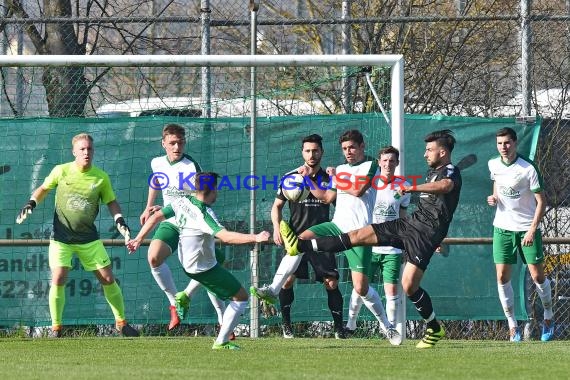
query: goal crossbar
0 54 403 67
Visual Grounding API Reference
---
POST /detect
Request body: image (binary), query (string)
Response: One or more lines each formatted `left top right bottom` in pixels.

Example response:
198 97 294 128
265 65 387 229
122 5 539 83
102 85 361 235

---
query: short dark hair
496 127 517 141
339 129 364 145
195 172 219 194
425 129 456 152
302 134 323 150
377 145 400 160
162 123 186 140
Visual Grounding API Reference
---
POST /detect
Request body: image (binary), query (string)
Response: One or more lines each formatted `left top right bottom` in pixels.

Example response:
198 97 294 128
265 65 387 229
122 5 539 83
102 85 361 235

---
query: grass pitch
1 336 566 380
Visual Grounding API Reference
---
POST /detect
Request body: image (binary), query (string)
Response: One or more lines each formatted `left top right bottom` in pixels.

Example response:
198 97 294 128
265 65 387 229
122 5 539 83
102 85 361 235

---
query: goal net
0 55 405 337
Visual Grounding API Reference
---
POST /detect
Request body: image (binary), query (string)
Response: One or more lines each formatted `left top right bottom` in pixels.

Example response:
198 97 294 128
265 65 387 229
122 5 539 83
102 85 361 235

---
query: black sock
426 319 441 331
408 287 435 321
279 287 294 325
327 287 344 331
299 233 352 253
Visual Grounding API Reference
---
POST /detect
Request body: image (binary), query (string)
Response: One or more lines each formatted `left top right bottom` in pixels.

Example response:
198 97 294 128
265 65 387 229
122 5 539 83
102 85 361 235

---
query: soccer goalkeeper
16 133 138 338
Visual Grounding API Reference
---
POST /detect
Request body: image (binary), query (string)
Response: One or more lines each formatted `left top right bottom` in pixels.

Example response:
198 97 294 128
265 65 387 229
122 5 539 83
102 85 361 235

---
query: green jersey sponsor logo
373 202 398 220
499 186 520 199
65 194 94 212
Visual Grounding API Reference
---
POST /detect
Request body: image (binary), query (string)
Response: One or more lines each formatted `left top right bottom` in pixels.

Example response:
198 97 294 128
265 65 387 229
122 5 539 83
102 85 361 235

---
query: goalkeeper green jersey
42 162 116 244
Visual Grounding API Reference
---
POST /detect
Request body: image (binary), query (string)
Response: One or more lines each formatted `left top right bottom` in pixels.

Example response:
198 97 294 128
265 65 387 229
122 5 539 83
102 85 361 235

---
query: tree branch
5 0 46 53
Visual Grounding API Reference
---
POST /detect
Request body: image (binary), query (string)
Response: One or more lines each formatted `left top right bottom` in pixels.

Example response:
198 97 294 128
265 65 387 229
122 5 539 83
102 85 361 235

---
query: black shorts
370 218 447 271
294 251 339 282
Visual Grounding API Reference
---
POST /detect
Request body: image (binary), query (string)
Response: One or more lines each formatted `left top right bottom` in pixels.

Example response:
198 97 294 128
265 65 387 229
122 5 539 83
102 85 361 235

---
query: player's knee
349 225 375 245
233 287 248 301
97 274 115 285
352 283 367 296
531 271 545 284
147 254 162 267
50 269 68 285
401 281 417 296
324 278 338 290
147 239 171 268
51 277 66 286
147 245 170 267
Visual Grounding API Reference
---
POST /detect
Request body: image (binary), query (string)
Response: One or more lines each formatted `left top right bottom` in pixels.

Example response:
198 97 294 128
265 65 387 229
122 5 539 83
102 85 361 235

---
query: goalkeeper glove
115 215 131 242
16 199 37 224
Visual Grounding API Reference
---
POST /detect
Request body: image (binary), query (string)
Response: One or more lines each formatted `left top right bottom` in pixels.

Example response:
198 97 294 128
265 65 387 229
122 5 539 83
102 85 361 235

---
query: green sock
103 282 126 322
49 284 65 327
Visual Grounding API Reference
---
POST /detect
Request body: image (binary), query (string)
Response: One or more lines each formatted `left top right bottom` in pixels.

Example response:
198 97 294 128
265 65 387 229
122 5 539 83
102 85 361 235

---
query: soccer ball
281 173 310 203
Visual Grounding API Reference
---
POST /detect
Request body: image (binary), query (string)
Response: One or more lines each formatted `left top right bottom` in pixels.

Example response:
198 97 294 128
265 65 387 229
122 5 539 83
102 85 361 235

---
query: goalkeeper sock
103 282 126 321
49 284 66 327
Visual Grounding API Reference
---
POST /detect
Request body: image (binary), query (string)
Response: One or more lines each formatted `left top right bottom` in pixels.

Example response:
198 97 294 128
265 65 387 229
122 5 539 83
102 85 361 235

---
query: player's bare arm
215 229 271 245
106 199 123 218
140 186 160 225
398 178 454 196
271 198 287 245
127 209 166 253
487 182 498 206
340 177 373 197
523 192 546 246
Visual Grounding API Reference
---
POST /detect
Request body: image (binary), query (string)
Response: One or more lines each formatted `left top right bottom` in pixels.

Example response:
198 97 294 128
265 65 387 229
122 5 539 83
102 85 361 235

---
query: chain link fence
0 0 569 339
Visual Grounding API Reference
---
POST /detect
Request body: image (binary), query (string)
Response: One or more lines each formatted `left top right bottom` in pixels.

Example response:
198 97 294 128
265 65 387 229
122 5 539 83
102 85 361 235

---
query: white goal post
0 54 405 338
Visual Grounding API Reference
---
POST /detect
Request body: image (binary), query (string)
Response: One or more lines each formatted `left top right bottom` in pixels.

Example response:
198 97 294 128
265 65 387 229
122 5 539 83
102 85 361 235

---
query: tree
5 0 88 116
2 0 185 117
260 0 522 116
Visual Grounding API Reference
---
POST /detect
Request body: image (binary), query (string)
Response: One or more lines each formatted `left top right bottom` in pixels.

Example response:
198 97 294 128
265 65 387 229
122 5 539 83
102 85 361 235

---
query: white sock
184 279 202 298
215 300 247 344
151 263 177 305
346 288 363 330
385 294 399 327
535 278 554 320
208 291 226 325
268 254 304 293
361 286 390 330
498 281 517 329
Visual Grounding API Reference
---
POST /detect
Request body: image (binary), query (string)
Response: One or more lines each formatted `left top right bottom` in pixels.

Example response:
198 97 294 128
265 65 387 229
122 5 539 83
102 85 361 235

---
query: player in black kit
251 134 344 339
279 129 462 348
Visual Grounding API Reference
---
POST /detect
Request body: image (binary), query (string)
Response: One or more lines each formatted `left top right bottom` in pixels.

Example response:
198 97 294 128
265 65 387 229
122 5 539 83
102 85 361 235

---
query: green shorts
368 253 401 284
308 222 372 274
151 221 180 253
186 263 241 300
49 239 111 271
492 227 544 265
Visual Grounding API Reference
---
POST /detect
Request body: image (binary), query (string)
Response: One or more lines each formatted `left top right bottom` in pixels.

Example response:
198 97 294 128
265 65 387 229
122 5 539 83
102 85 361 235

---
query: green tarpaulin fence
0 113 539 326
